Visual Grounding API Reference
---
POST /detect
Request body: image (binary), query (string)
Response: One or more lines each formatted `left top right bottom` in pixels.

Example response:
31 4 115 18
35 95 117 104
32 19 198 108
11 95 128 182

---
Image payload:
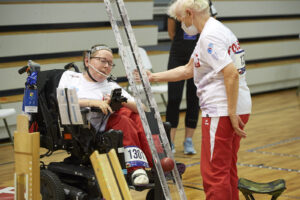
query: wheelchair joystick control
110 88 127 111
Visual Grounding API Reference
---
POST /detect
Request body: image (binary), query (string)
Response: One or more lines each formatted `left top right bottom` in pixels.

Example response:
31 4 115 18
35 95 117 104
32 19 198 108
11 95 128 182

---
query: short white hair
168 0 210 19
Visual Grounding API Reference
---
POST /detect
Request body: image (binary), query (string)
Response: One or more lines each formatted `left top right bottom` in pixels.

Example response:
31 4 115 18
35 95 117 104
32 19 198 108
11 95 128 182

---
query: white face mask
181 21 198 36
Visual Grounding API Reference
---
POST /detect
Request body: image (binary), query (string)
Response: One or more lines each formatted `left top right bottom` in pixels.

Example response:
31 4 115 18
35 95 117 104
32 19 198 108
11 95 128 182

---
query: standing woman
145 0 252 199
166 0 217 154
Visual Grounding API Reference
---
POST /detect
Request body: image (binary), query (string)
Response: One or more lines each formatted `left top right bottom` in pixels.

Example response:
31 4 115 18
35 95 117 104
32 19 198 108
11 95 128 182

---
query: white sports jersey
58 71 134 102
192 17 251 117
58 71 134 131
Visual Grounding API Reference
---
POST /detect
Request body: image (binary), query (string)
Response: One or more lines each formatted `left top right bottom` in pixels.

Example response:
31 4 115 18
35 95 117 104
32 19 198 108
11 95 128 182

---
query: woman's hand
79 99 112 115
229 114 246 138
133 69 153 82
146 70 154 82
86 99 112 115
103 94 111 103
97 100 112 115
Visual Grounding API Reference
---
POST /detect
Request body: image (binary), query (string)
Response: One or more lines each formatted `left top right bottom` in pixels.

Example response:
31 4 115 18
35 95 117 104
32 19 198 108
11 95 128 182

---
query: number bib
124 146 149 168
233 50 246 76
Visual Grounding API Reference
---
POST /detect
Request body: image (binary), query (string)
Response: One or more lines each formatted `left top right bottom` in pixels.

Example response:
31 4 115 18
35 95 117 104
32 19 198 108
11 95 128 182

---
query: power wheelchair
19 61 178 200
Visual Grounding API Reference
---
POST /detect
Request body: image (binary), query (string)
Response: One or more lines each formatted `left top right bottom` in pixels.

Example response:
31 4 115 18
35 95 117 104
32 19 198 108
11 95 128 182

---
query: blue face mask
181 20 198 36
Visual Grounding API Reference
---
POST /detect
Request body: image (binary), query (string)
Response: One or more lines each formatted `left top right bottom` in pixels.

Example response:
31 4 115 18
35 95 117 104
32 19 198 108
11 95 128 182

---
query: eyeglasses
90 56 115 68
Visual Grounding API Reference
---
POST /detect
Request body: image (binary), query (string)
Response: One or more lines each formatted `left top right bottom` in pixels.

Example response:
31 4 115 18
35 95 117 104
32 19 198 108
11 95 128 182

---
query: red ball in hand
160 157 175 172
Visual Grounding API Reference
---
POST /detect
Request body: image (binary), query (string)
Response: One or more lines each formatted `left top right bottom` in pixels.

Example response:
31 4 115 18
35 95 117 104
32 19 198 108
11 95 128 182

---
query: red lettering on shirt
194 53 201 68
227 40 241 55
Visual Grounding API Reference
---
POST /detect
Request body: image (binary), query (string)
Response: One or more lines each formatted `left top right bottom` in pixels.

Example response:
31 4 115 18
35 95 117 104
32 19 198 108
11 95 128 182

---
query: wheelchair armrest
80 107 90 114
80 107 102 125
80 107 101 114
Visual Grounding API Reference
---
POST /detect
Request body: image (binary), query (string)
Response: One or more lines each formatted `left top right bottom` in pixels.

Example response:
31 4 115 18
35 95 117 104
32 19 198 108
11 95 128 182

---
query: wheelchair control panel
110 88 127 111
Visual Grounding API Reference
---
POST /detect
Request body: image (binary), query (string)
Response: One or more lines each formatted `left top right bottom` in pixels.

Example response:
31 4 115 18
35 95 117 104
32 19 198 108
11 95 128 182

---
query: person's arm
122 100 139 113
148 58 194 83
167 18 176 41
222 63 246 138
79 99 112 115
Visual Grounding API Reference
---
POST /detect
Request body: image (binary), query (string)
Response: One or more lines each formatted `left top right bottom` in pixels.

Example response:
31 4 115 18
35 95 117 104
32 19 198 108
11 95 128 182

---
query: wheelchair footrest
238 178 286 200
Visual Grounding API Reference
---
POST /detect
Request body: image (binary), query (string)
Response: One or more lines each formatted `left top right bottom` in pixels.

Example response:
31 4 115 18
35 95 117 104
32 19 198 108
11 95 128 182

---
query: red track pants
106 107 153 172
201 114 250 200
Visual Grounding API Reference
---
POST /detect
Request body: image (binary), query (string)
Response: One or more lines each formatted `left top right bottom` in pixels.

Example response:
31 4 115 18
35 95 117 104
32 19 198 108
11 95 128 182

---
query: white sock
131 168 149 186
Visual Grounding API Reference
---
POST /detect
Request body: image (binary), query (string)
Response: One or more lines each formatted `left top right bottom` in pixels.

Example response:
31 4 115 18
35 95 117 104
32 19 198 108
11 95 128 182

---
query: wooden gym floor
0 88 299 199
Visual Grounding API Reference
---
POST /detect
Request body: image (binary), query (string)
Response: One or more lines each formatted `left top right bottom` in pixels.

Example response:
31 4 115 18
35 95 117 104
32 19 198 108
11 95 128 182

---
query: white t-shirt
58 71 134 102
192 17 252 117
58 71 134 131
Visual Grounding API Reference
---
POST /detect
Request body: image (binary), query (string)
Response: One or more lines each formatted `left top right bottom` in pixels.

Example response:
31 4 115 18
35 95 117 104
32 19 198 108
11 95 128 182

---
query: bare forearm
79 99 97 107
79 99 112 115
151 62 193 83
123 100 138 113
223 63 239 115
225 78 239 115
168 18 176 41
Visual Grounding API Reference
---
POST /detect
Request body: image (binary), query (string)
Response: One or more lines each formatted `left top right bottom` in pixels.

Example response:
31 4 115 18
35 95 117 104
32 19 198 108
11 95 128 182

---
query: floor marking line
251 150 300 159
247 137 300 152
237 162 300 173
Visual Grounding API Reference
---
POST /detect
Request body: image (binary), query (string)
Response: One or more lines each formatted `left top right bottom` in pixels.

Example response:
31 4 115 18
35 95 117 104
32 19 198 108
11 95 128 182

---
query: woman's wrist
150 73 157 83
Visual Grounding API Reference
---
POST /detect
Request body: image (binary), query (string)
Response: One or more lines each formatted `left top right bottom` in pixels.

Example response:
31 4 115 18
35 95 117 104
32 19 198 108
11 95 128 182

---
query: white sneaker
131 168 149 186
183 138 196 155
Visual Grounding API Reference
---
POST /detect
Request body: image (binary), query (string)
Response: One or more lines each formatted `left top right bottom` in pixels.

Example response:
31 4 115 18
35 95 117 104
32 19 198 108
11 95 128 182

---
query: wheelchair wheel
40 169 65 200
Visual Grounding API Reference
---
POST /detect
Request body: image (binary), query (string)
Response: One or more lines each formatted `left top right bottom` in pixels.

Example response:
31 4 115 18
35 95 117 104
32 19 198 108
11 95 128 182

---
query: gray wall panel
0 26 158 57
214 0 300 17
242 39 300 61
0 2 153 25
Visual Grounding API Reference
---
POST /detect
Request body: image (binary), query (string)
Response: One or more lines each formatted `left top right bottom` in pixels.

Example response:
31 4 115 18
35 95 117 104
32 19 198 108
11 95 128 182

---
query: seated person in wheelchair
58 44 153 186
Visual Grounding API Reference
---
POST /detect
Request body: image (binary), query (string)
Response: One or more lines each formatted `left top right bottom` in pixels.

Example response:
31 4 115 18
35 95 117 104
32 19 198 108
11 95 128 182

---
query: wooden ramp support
14 114 40 200
90 149 132 200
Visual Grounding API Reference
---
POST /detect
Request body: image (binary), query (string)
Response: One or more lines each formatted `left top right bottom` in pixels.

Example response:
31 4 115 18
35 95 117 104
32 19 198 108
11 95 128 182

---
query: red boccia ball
160 157 175 172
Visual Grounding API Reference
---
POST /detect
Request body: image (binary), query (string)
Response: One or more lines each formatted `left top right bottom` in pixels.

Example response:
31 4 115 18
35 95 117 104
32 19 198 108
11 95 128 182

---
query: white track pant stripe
210 117 220 161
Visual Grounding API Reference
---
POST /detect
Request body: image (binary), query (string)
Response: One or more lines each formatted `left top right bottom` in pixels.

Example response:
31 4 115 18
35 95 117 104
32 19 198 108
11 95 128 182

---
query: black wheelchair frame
19 62 170 200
